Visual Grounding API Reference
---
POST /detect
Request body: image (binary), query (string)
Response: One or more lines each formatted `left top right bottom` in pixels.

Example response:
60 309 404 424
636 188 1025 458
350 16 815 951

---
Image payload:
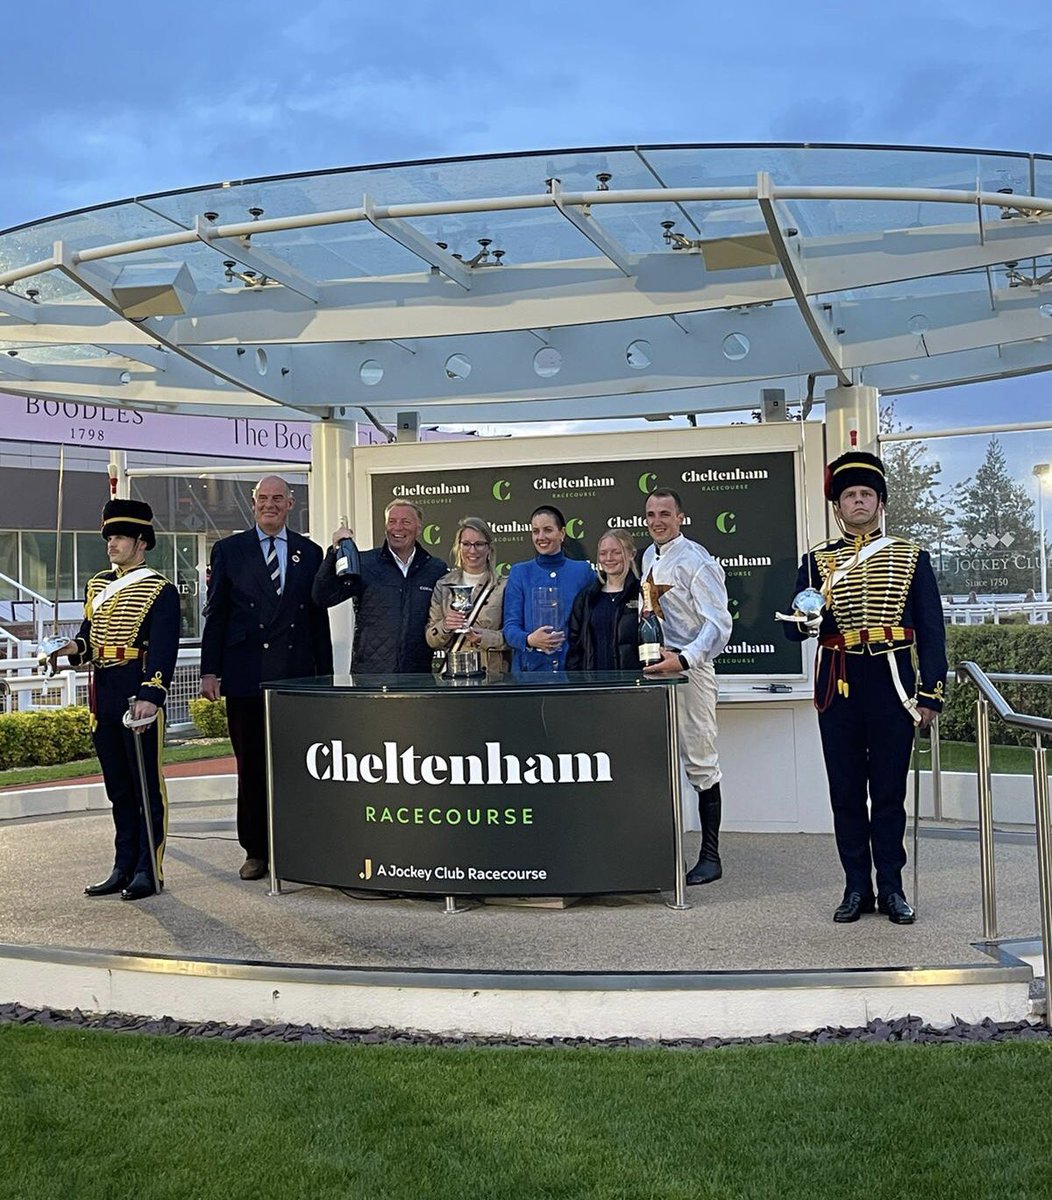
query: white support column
823 385 880 458
310 421 356 673
107 450 129 499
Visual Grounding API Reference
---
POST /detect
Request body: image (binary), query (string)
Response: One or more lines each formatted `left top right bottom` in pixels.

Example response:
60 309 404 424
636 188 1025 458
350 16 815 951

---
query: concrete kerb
0 774 237 822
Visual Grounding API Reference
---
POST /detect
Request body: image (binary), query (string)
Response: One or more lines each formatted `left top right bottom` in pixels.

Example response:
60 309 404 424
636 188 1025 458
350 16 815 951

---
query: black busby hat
101 498 156 550
824 451 888 505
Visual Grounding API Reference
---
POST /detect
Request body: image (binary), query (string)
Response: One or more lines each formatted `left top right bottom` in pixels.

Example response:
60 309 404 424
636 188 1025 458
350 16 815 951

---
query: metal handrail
955 661 1052 1014
0 572 53 607
0 572 59 647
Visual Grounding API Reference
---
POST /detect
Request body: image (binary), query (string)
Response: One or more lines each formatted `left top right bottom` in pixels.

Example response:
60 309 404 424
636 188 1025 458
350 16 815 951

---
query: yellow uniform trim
824 625 912 650
97 645 142 662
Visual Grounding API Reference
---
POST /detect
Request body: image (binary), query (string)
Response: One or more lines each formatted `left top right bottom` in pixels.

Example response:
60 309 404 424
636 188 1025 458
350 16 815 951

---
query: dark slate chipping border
1 1003 1049 1048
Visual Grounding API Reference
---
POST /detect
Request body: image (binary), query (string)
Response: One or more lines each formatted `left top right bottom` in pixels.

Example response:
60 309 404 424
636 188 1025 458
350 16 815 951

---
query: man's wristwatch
677 653 689 671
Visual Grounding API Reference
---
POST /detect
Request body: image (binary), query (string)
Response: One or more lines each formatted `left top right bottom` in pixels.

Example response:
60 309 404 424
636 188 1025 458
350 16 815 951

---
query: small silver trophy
445 584 483 677
448 584 476 617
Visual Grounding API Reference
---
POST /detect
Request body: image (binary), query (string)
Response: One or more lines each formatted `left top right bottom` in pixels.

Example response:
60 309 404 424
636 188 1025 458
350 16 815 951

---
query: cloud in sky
7 0 1052 229
3 0 1050 468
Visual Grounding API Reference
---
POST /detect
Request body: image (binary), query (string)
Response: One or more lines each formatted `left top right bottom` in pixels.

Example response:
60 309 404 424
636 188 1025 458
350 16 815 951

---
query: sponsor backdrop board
269 686 677 895
369 451 800 675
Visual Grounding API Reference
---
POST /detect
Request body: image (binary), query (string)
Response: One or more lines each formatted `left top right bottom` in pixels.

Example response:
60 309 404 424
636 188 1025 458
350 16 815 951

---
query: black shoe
85 868 131 897
833 891 876 923
878 893 916 924
685 858 723 885
120 872 158 902
239 857 269 881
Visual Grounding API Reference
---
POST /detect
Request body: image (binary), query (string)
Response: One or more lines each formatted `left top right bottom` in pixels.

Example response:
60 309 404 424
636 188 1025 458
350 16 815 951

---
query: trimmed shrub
188 696 229 738
944 625 1052 746
0 706 94 770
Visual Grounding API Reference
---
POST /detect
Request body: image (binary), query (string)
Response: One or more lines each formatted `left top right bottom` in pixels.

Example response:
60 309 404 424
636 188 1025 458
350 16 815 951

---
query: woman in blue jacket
503 505 595 672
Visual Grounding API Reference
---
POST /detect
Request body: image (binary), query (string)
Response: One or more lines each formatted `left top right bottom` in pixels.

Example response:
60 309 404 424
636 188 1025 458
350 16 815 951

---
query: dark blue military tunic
786 533 947 899
71 564 181 883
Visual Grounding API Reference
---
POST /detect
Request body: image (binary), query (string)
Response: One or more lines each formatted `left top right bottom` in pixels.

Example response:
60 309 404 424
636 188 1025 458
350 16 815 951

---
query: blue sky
3 0 1051 490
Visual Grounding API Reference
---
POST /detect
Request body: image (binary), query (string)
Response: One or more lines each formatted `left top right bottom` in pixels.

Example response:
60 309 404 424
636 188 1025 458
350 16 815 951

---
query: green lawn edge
0 739 233 789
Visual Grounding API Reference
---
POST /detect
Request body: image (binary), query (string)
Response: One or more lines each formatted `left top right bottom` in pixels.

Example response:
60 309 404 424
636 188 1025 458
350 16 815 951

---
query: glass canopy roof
1 142 1051 426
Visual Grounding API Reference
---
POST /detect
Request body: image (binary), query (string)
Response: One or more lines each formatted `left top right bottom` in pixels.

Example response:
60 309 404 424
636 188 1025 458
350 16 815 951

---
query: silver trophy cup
445 584 482 676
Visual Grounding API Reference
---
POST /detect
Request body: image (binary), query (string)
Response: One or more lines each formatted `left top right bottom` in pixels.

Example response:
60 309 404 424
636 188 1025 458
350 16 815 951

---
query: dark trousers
817 650 915 899
227 694 268 861
92 713 167 881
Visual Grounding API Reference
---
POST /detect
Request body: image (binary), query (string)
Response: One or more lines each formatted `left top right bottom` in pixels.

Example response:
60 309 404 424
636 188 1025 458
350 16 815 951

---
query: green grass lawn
0 739 233 789
916 739 1035 775
1 1024 1049 1199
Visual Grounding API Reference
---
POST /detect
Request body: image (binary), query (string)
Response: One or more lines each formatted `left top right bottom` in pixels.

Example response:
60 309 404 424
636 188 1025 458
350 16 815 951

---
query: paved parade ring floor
0 787 1043 1037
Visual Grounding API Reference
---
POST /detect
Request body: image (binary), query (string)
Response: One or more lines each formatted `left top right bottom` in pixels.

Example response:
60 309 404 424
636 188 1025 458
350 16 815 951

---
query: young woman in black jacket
566 529 642 671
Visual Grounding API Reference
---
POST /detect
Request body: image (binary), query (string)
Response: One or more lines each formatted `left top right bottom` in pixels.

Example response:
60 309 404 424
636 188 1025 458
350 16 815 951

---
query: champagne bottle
638 604 663 668
334 515 361 578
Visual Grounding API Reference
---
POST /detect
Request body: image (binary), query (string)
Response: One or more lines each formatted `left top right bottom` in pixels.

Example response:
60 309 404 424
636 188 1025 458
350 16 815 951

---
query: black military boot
686 782 722 885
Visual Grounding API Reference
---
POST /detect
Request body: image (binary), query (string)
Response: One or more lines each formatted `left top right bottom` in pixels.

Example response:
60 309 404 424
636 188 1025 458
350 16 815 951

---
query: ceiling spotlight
1004 261 1052 288
661 219 695 250
596 172 612 190
248 207 264 219
203 211 219 222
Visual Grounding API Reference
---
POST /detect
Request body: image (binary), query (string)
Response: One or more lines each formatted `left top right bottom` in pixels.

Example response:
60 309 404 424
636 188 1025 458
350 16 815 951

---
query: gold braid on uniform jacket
815 533 921 634
83 568 169 668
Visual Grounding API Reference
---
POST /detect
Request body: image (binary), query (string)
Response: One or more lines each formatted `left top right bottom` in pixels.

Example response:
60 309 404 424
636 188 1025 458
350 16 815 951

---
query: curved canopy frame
2 143 1052 425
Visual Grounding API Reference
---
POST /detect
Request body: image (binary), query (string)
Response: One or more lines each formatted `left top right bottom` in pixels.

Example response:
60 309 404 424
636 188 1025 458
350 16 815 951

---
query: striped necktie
265 536 282 595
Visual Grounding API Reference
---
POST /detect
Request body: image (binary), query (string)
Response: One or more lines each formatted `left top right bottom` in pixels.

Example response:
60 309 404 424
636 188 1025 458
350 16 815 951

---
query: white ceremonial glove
802 613 823 638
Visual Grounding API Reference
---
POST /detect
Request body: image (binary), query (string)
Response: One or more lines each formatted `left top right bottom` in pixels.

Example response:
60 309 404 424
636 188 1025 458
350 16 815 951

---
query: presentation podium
264 671 687 904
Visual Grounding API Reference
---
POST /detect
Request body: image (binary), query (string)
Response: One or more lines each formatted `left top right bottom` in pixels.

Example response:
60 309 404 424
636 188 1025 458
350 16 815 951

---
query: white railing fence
0 648 204 730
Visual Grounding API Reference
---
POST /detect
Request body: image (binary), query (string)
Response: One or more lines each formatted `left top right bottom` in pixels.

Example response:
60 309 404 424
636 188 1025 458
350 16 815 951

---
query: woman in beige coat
426 516 509 674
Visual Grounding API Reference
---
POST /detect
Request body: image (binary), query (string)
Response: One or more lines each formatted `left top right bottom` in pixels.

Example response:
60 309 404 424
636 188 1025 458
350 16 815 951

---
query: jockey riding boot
686 782 723 885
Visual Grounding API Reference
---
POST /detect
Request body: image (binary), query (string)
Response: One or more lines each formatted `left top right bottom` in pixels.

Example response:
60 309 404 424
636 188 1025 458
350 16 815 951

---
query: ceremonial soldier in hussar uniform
47 499 181 901
783 452 947 925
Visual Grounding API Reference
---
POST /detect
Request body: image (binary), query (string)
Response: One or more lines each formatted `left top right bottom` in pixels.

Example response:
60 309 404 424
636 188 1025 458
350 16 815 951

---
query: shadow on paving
0 801 1042 974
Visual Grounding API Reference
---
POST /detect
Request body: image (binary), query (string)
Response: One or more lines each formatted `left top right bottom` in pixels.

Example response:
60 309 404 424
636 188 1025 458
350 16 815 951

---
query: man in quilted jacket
313 501 446 673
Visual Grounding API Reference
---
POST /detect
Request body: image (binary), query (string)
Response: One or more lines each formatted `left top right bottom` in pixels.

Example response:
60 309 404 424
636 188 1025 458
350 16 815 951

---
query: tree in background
950 436 1038 594
879 404 951 550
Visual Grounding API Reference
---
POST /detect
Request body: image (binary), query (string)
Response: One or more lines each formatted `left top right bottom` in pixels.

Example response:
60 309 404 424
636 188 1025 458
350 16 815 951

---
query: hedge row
942 625 1052 746
188 697 229 738
0 707 94 771
1 632 1045 768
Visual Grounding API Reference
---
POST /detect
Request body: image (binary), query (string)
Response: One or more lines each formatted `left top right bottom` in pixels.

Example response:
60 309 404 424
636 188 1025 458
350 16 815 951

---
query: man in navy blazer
199 475 332 880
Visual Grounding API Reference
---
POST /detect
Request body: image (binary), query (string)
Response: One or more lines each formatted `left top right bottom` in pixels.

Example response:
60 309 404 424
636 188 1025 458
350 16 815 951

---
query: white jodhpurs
675 660 721 792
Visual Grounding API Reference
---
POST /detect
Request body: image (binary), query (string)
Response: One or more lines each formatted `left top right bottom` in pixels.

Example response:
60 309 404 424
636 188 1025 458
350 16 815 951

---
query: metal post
912 724 921 912
1032 735 1052 1023
664 683 690 911
975 696 998 940
1035 465 1049 602
930 714 943 822
265 689 282 896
